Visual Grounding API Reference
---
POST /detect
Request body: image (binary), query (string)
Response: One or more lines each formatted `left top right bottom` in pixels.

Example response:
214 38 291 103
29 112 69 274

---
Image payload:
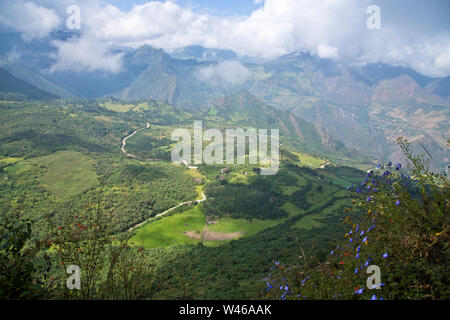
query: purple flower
395 200 400 206
382 253 389 258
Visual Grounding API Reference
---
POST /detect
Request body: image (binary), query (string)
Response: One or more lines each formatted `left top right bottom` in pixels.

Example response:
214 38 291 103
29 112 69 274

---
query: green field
204 216 279 246
130 206 206 248
33 150 99 200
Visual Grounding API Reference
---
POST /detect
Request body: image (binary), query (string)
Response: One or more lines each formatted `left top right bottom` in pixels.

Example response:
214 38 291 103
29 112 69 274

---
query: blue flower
370 294 377 300
382 253 389 258
395 200 400 206
355 268 358 274
360 230 365 236
330 250 334 255
365 260 369 267
363 236 368 243
377 163 381 169
356 253 360 259
354 288 364 294
366 197 372 202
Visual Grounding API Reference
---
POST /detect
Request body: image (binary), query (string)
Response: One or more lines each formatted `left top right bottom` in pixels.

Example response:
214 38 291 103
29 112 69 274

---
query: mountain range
0 31 448 169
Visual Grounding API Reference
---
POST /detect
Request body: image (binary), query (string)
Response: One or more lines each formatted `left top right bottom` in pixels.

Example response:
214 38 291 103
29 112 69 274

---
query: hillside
0 67 59 100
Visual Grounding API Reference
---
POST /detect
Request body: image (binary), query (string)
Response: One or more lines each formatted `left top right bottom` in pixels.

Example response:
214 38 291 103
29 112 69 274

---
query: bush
265 138 449 300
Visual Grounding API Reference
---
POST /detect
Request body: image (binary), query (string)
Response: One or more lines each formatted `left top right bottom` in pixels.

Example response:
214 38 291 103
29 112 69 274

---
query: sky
0 0 449 77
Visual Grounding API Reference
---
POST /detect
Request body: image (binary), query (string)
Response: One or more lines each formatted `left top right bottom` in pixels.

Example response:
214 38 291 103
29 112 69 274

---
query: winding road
120 123 207 233
121 122 150 158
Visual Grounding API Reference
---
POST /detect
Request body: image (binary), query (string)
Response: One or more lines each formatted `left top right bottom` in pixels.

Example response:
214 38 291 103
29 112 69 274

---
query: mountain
0 67 59 100
2 63 75 99
1 39 447 169
203 90 360 161
247 52 449 169
169 45 238 62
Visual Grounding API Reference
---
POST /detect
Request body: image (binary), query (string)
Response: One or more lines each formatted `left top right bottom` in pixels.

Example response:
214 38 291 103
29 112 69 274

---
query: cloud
2 0 448 77
317 44 339 59
196 60 252 84
49 36 123 73
0 1 60 40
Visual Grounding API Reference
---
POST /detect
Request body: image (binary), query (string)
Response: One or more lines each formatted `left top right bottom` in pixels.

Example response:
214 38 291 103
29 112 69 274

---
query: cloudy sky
0 0 449 77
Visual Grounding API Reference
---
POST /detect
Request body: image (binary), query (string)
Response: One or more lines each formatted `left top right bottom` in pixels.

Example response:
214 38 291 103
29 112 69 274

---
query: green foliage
0 211 48 299
46 203 155 300
203 181 286 220
266 139 449 300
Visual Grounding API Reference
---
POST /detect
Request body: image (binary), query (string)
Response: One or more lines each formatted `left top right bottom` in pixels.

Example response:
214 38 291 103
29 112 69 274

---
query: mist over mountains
0 30 448 169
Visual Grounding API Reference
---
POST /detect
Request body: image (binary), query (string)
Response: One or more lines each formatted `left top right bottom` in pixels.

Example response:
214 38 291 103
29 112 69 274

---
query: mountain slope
0 67 59 100
203 91 360 161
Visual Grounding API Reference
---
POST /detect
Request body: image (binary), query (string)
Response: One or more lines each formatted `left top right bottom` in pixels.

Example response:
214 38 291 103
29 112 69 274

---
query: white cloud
2 0 448 77
49 36 123 73
196 61 252 84
0 1 60 40
317 44 339 59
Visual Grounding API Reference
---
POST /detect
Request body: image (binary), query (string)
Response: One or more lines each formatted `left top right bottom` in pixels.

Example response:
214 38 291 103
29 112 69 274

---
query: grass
0 157 23 164
293 213 324 229
100 102 150 113
291 151 326 168
206 216 278 237
33 150 99 200
130 206 206 248
281 201 302 218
